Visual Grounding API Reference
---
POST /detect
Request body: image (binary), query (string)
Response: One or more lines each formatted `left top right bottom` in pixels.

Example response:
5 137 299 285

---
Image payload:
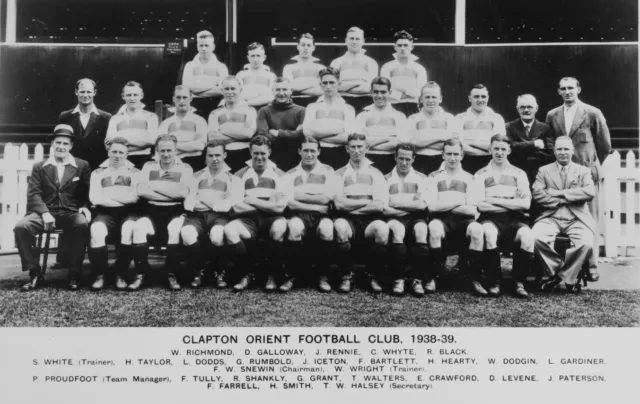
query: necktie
524 125 530 138
560 166 567 187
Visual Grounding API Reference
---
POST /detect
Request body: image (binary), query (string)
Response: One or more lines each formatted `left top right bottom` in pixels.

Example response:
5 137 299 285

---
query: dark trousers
14 211 89 275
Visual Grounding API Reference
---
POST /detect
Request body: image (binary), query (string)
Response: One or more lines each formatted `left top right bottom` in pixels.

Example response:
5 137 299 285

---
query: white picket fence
0 143 639 256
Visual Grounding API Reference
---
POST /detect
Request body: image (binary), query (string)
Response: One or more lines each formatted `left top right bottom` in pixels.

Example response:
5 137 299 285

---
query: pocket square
72 177 80 182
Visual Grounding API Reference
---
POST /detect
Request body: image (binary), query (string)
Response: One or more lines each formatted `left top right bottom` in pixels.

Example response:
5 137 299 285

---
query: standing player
182 30 229 119
330 27 378 114
475 135 534 298
223 135 288 292
333 133 389 293
88 137 139 290
207 76 257 172
236 43 277 110
355 76 408 174
158 85 207 170
282 136 337 292
426 138 485 295
302 67 357 169
106 81 159 169
181 142 242 288
407 82 460 176
455 84 506 175
128 134 193 291
282 33 325 108
383 143 430 296
256 77 306 171
380 30 427 117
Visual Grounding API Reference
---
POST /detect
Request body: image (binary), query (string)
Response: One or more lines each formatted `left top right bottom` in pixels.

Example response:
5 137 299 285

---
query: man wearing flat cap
13 124 92 291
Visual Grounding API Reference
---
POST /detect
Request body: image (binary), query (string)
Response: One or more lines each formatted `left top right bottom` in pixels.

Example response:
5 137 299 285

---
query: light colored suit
532 162 595 284
545 101 611 258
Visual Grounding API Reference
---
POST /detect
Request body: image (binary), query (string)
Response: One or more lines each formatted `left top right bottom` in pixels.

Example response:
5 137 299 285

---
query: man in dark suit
505 94 554 186
13 125 92 291
545 77 611 279
532 136 596 292
59 78 112 170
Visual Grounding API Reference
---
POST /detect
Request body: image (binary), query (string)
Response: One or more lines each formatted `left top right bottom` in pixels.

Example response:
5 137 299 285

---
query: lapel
554 108 567 136
568 103 586 138
83 113 98 138
548 162 563 190
529 120 541 140
43 164 60 188
69 113 84 140
514 120 530 141
59 164 78 189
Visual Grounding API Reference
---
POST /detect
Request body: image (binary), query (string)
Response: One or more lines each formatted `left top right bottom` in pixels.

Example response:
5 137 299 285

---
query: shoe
265 275 277 292
540 276 561 293
514 282 529 299
215 271 227 289
392 279 405 296
68 278 79 291
168 274 181 291
128 275 144 291
423 278 436 294
318 276 332 293
411 279 425 296
369 277 382 293
471 281 488 297
21 269 42 291
190 276 203 289
233 275 251 292
338 276 352 293
487 284 501 297
586 270 600 282
115 276 128 290
91 275 105 291
279 278 294 293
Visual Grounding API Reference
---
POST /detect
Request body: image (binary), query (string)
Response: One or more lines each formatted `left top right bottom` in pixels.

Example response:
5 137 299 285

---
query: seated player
127 134 193 291
282 33 325 108
455 84 506 175
333 133 389 293
223 135 288 292
88 137 140 290
380 30 427 117
330 27 378 114
182 30 229 119
356 76 408 174
106 81 159 169
426 138 485 295
476 135 534 298
207 75 257 172
236 42 277 110
158 85 207 170
407 82 460 176
302 67 357 169
383 143 430 296
256 77 306 171
181 142 242 288
282 136 337 293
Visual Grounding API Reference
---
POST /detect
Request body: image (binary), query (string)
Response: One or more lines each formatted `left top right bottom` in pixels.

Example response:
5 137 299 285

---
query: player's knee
167 218 184 243
517 227 535 251
317 219 333 241
209 226 224 246
467 222 484 243
89 222 108 247
333 219 350 242
413 222 428 243
181 225 199 246
287 218 305 240
428 221 445 241
372 221 389 244
388 221 405 243
482 223 498 248
269 218 287 241
133 218 152 242
223 223 239 243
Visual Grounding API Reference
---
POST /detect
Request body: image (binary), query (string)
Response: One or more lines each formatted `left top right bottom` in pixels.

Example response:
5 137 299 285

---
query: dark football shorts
92 206 139 237
182 211 230 237
386 212 428 243
479 212 529 245
142 204 185 242
429 212 476 246
233 214 285 239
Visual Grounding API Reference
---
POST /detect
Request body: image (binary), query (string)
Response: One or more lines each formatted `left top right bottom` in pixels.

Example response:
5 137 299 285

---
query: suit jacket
506 118 554 179
532 162 596 233
59 108 112 169
545 101 611 182
26 157 91 215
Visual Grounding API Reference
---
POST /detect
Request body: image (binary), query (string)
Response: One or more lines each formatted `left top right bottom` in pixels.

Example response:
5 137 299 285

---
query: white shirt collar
564 102 579 113
291 55 320 62
44 154 77 168
391 53 419 62
521 119 533 128
315 95 347 104
362 103 396 113
342 49 368 57
192 53 220 64
72 104 98 115
116 104 147 115
556 161 572 171
466 106 495 117
98 158 134 169
291 161 330 175
388 166 417 181
242 64 271 72
342 160 374 178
